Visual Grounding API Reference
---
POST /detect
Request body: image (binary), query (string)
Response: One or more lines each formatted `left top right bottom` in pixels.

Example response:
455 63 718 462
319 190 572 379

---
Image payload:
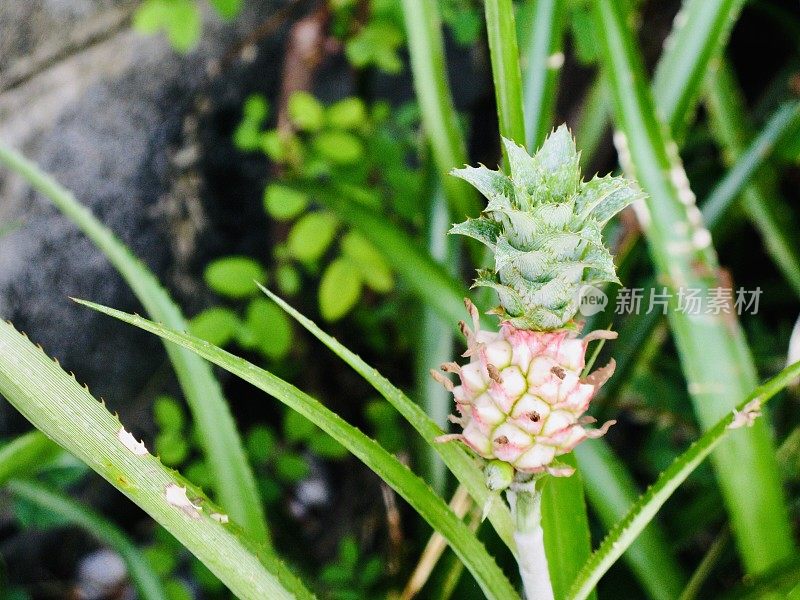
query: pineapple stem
508 481 555 600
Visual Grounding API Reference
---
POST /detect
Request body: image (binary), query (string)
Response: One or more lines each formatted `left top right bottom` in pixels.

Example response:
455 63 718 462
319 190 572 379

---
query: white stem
508 486 554 600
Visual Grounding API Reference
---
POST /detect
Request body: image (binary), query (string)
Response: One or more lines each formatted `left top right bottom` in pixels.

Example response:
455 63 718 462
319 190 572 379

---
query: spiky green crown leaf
450 125 645 330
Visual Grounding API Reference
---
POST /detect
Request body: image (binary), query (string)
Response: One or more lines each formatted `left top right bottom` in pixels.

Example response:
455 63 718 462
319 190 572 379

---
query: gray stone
0 0 282 431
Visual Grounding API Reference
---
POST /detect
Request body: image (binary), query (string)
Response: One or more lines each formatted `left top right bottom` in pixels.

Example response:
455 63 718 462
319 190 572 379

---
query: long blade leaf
8 479 167 600
76 300 521 600
569 359 800 600
593 0 795 572
258 285 515 552
0 320 311 600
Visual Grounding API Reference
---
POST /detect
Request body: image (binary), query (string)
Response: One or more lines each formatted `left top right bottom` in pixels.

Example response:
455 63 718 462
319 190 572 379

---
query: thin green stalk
0 143 270 546
0 320 311 600
575 75 611 160
701 99 800 227
508 483 554 600
79 300 521 600
705 61 800 298
677 527 730 600
0 431 61 485
593 0 795 574
399 0 477 219
569 358 800 599
484 0 527 151
8 479 167 600
416 188 458 495
518 0 567 150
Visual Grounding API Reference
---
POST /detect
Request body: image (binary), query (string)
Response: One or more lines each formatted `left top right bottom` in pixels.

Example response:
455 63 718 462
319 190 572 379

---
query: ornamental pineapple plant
435 125 643 481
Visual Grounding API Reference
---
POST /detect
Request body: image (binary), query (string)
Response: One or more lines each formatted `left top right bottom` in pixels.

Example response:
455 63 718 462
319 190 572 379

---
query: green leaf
319 258 363 321
340 232 394 293
327 98 368 130
287 212 338 262
164 578 193 600
77 301 521 600
569 359 800 600
345 22 404 73
264 184 309 221
308 434 348 459
283 409 316 444
245 298 293 360
246 426 278 463
204 256 267 299
258 287 516 552
594 0 795 574
154 395 185 433
209 0 243 19
189 307 241 347
135 0 203 53
0 320 312 599
288 91 325 132
0 142 271 546
276 264 302 296
155 431 190 466
312 131 365 165
274 453 310 482
0 431 61 486
8 480 167 600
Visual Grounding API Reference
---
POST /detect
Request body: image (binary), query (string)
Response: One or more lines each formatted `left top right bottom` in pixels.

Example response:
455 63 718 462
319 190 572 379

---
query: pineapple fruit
435 126 642 479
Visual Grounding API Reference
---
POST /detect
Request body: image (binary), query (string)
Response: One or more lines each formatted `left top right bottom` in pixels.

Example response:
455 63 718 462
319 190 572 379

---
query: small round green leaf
288 91 325 132
264 184 309 221
340 232 394 292
312 131 364 165
204 256 266 298
308 434 348 459
245 298 293 360
155 432 189 466
153 395 185 433
189 307 241 346
276 264 301 295
326 98 367 130
274 452 310 482
246 425 278 463
287 212 338 262
283 409 316 444
319 258 362 321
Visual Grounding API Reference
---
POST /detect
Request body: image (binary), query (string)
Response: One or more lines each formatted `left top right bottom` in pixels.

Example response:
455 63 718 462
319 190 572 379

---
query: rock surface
0 0 286 431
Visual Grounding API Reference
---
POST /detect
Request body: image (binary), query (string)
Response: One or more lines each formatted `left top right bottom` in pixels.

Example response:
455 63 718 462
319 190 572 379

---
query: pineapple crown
449 125 644 331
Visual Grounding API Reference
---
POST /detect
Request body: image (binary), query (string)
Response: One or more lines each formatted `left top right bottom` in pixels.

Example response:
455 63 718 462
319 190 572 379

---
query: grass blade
258 285 515 552
702 100 800 228
8 479 167 600
652 0 746 138
705 61 800 298
574 441 684 600
0 320 311 600
0 143 269 546
569 359 800 600
593 0 795 572
399 0 477 218
77 299 521 600
484 0 527 149
0 430 61 485
518 0 567 149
